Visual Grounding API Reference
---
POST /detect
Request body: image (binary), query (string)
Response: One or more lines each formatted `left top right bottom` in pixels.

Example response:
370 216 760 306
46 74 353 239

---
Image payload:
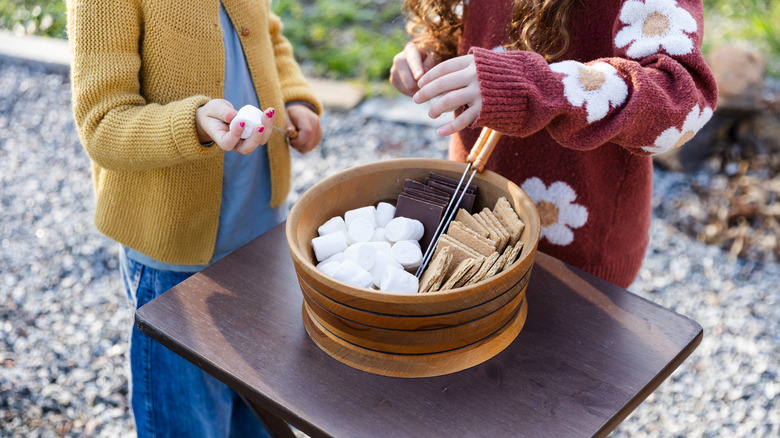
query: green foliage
703 0 780 76
271 0 408 80
0 0 66 39
4 0 778 79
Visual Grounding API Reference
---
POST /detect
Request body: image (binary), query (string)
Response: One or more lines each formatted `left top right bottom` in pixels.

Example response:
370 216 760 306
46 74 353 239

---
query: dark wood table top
136 222 702 438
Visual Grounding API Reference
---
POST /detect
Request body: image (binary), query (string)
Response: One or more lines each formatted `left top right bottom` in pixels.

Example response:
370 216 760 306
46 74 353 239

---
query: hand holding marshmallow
229 105 276 140
194 100 275 155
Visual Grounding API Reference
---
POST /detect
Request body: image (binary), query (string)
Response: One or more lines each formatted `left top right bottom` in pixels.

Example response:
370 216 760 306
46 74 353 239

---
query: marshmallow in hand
229 105 272 139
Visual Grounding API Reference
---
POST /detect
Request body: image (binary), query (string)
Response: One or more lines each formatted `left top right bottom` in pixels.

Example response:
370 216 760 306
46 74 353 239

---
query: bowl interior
286 158 540 301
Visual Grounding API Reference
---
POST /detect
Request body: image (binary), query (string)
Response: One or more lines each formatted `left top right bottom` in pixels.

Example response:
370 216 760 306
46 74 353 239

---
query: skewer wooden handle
467 127 493 163
472 129 502 172
273 125 299 139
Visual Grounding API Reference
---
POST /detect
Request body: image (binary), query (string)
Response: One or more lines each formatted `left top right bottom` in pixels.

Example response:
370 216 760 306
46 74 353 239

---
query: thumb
405 43 425 80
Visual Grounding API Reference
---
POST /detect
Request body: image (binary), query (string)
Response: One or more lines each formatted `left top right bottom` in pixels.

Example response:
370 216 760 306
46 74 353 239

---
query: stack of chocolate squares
394 172 478 253
419 197 526 293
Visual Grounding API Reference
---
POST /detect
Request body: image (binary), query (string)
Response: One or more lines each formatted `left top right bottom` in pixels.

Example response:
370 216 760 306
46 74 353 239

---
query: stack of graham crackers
419 196 526 293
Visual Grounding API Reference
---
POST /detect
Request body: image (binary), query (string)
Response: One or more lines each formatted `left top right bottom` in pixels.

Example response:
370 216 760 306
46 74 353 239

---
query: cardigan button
241 26 250 37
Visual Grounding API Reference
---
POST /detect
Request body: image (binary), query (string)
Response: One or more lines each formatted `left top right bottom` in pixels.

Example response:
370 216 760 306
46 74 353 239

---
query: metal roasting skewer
273 125 299 138
415 127 503 278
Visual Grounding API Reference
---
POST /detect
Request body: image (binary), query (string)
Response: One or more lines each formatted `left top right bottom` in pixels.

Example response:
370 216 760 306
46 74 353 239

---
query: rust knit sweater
67 0 321 265
449 0 718 287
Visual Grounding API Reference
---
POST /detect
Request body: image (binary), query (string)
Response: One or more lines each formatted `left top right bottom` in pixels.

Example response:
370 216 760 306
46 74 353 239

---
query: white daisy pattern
642 104 713 154
520 178 588 246
550 61 628 123
614 0 697 59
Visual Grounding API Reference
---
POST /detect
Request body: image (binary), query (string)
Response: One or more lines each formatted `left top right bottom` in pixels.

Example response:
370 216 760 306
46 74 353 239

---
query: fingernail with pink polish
239 121 245 128
258 127 264 133
266 109 275 118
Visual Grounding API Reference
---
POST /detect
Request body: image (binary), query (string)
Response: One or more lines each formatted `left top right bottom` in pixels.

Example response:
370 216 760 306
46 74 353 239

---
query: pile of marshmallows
311 202 424 294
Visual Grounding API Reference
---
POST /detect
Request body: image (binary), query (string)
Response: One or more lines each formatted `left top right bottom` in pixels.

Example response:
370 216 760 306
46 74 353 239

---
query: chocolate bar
403 187 449 207
428 172 477 193
425 180 476 213
395 194 444 252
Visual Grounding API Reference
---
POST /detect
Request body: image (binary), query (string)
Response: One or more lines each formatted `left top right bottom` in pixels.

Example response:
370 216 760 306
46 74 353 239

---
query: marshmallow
369 251 404 287
318 216 348 236
347 217 375 244
379 266 419 294
311 231 348 262
406 240 421 250
391 240 423 269
344 242 376 271
229 105 264 139
371 227 391 244
317 260 342 277
345 206 377 228
332 259 374 289
376 202 396 228
385 217 425 242
316 252 345 269
364 241 392 255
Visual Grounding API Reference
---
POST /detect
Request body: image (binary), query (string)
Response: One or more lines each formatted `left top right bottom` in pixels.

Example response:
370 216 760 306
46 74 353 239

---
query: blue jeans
120 251 272 438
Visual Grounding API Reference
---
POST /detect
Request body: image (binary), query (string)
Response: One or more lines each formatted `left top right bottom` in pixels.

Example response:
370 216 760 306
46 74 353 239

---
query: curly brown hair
403 0 580 62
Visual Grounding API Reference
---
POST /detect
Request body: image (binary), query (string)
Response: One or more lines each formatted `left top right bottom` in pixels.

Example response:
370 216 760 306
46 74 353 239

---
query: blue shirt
125 3 285 272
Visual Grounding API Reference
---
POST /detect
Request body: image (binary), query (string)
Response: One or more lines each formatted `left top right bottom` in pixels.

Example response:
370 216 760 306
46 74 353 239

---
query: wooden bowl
286 158 540 377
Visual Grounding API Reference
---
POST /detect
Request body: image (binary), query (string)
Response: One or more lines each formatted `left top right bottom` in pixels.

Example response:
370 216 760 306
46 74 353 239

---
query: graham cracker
500 241 525 272
419 246 452 293
493 197 525 246
478 210 509 252
455 208 489 238
465 252 501 286
455 255 488 288
482 208 510 246
437 234 483 278
438 257 479 292
471 212 502 250
446 221 497 257
486 246 513 279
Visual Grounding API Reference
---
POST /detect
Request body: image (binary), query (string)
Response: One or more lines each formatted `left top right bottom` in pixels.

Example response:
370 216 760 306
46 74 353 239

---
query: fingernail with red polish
258 127 264 133
266 109 275 118
239 121 245 128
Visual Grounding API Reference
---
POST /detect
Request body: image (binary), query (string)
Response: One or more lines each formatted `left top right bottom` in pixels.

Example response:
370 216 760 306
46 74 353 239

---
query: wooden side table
136 223 702 437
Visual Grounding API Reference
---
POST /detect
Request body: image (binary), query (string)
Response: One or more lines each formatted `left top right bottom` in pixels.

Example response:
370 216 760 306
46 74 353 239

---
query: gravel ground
1 58 778 438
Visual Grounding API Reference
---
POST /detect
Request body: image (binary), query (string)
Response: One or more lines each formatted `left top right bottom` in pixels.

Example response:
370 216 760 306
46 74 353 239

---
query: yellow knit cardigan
67 0 322 265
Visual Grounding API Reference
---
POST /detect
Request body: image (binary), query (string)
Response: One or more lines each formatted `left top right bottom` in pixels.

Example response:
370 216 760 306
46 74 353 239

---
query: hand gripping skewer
415 127 503 278
273 125 299 138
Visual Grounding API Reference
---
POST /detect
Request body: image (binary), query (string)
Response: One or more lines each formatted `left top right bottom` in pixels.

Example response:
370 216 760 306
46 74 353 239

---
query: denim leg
121 254 271 438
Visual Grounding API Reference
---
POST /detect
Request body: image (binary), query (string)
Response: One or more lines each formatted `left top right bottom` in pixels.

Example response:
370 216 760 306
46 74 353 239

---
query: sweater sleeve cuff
282 86 323 116
470 47 530 130
170 95 217 159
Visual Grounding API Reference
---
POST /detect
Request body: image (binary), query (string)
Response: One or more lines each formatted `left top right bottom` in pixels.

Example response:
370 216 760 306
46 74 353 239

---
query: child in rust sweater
390 0 718 287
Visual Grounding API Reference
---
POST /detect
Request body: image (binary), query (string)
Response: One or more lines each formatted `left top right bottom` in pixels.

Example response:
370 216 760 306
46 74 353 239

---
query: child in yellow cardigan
67 0 322 436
